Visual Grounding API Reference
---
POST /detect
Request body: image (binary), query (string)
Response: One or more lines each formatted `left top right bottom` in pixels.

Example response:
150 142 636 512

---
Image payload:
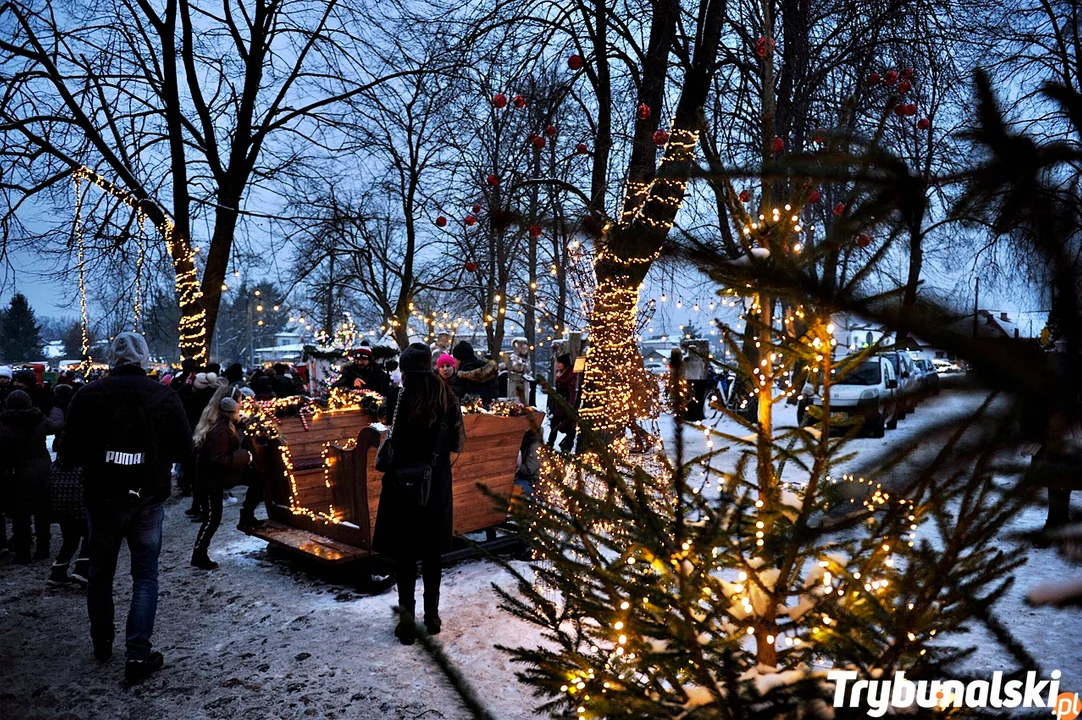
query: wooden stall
248 407 542 565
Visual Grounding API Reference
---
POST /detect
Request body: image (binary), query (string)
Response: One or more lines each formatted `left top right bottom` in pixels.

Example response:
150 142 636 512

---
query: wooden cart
247 408 542 566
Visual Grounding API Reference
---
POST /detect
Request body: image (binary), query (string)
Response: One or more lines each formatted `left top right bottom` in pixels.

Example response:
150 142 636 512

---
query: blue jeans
86 502 164 661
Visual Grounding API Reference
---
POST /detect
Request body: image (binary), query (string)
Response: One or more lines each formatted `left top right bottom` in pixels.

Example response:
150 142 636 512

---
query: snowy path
1 387 1079 719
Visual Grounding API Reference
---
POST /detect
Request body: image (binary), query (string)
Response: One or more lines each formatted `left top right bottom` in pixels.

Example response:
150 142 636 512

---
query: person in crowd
191 390 251 570
449 341 498 404
0 389 62 563
372 344 466 645
223 363 245 389
270 363 295 398
170 359 199 391
181 371 224 519
49 383 89 585
430 331 453 365
335 347 390 395
436 354 457 388
0 366 13 405
14 369 52 414
546 354 578 453
62 332 191 684
253 375 275 400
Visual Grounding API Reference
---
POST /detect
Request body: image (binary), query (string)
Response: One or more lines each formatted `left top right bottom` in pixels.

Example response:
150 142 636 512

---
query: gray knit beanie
109 332 150 369
220 396 238 413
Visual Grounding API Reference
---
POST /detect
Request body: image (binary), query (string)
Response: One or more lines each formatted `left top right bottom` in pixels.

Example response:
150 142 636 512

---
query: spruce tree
0 293 44 362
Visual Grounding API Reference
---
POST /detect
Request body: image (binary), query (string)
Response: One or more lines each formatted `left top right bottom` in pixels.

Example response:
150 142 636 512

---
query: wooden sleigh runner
245 406 542 570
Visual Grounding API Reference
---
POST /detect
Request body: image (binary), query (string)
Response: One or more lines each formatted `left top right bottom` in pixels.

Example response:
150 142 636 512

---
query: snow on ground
1 386 1079 719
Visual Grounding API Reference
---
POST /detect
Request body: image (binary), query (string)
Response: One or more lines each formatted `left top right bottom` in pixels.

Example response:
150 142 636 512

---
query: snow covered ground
0 387 1079 719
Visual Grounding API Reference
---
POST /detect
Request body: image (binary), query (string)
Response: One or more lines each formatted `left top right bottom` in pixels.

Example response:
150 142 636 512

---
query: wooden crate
251 408 543 554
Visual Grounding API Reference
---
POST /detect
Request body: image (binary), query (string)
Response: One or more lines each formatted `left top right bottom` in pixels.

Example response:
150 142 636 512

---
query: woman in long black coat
0 390 62 563
372 343 465 645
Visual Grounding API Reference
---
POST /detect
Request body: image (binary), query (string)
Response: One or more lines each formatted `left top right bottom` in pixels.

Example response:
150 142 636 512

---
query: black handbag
375 396 449 506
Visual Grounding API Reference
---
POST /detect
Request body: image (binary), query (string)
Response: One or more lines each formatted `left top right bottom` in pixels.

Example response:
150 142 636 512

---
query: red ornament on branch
576 142 589 154
893 104 908 117
739 189 751 203
898 80 912 94
917 117 931 130
528 224 543 238
833 202 846 216
907 103 918 116
532 136 545 150
513 95 526 108
545 125 557 137
435 216 448 227
754 37 775 58
472 204 481 214
901 67 914 80
808 190 821 204
465 215 477 226
857 234 872 248
867 72 881 85
568 54 584 70
883 70 898 86
652 130 669 146
773 136 785 153
637 104 651 121
486 174 499 186
493 93 507 109
464 261 478 273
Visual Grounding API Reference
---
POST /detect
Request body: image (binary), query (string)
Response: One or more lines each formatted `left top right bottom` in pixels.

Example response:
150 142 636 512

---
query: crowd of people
0 331 577 682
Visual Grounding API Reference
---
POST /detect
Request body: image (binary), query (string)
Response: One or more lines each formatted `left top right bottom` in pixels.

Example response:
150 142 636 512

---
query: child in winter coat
0 390 62 563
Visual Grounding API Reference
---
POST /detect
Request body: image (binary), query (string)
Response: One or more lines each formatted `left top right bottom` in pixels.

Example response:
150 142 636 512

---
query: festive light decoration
833 202 846 216
917 117 931 130
568 54 584 70
754 36 775 58
898 80 912 94
772 136 785 153
487 174 500 186
472 203 482 213
636 104 650 121
71 166 207 362
72 176 92 365
652 129 669 146
532 136 546 150
867 72 881 85
465 261 478 273
576 142 589 154
465 214 477 226
883 69 898 85
857 234 872 248
545 125 557 137
808 190 820 204
435 215 448 227
739 189 751 203
528 224 543 238
513 94 526 108
493 93 507 109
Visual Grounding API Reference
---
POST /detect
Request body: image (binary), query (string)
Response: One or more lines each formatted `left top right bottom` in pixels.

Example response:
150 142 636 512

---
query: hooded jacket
450 341 499 404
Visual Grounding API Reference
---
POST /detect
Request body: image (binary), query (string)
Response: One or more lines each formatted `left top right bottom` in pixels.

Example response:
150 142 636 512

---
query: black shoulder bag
375 398 449 507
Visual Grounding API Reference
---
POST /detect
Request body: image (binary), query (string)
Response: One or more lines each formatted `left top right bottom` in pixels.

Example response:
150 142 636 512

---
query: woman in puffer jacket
190 391 251 570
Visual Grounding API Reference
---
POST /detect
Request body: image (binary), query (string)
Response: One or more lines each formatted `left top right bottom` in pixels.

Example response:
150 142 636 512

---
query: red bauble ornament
465 214 477 226
833 202 846 216
637 104 651 121
568 54 584 70
883 70 898 86
893 104 908 117
739 189 751 203
898 80 912 94
901 67 914 80
754 37 775 58
493 93 507 109
545 125 557 137
513 95 526 108
652 129 669 146
472 204 481 214
486 174 499 186
435 215 448 227
867 72 881 85
917 117 931 130
808 190 821 204
773 136 785 153
576 142 589 154
532 136 546 150
528 224 542 238
464 261 478 273
857 234 872 248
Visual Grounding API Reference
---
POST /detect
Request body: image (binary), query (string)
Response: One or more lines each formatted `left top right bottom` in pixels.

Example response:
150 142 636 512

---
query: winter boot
394 606 417 646
47 563 70 586
124 651 164 685
236 510 265 532
184 503 201 517
71 558 90 586
93 639 113 662
190 550 219 571
190 511 208 524
424 592 441 635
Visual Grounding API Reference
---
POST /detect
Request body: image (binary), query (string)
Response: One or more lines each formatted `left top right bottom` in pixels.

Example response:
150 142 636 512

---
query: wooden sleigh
246 407 542 567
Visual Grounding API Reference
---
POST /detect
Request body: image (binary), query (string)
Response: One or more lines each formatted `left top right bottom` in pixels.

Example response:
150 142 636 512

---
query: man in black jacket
334 346 390 396
450 341 499 405
62 332 191 685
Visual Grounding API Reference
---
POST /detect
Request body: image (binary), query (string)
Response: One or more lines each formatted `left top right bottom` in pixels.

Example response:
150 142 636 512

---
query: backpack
102 387 159 503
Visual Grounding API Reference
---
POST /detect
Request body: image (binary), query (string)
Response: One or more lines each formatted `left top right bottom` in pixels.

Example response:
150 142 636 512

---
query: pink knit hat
437 353 457 368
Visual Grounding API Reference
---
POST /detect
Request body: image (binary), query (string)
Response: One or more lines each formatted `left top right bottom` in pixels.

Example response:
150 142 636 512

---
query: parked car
880 350 919 417
799 356 899 438
932 359 962 374
911 357 940 396
645 362 668 375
